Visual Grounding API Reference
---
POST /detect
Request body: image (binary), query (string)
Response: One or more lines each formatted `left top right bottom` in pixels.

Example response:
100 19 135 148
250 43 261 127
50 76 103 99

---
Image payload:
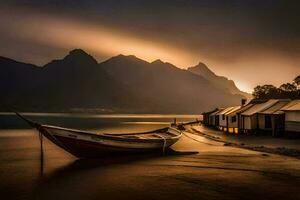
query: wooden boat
15 113 182 158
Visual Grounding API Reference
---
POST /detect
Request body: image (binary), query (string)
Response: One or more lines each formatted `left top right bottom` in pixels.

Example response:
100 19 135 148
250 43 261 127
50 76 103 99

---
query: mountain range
0 49 251 114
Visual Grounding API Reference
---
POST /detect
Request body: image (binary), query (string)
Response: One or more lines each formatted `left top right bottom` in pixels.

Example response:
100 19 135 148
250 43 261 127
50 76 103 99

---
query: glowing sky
0 0 300 93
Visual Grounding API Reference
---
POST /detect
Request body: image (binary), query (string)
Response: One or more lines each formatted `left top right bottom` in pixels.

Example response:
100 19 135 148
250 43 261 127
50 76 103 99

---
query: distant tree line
252 75 300 99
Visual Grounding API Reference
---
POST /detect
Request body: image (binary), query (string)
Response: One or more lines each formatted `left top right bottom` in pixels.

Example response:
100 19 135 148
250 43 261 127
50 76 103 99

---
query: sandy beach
1 123 300 200
189 124 300 158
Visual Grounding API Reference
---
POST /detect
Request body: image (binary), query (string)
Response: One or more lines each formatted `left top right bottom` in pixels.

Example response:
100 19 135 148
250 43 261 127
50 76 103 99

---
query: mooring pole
39 130 44 176
14 112 45 175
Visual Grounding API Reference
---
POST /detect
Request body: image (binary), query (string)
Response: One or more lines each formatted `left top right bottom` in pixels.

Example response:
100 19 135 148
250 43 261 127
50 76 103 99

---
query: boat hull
39 126 181 158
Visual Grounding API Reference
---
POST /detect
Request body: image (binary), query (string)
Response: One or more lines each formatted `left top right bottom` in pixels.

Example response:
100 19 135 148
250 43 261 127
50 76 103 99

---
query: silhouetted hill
40 49 112 107
100 55 243 113
188 63 252 99
0 56 42 107
0 49 244 113
0 50 135 112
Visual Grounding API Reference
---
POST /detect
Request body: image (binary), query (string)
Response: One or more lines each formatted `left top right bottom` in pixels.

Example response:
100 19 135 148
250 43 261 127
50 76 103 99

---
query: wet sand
1 127 300 200
189 125 300 159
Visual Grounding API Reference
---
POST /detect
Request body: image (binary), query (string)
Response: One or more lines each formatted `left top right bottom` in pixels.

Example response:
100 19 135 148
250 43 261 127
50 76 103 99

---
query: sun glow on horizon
2 10 201 68
1 7 298 95
0 10 258 94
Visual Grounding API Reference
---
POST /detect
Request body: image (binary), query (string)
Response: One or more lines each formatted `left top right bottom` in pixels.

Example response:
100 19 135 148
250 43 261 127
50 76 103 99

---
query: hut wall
258 114 272 130
242 115 258 130
228 115 238 128
243 116 251 130
285 111 300 133
285 121 300 132
203 114 209 125
251 115 257 129
285 111 300 122
238 114 243 130
215 115 220 126
219 114 227 127
258 114 264 129
209 115 215 126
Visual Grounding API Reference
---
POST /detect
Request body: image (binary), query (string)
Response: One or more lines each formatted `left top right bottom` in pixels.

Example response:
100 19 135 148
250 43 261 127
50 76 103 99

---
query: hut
209 109 224 127
217 107 236 131
202 108 224 127
281 100 300 137
235 104 254 133
202 108 218 126
239 100 278 133
257 99 291 136
225 106 242 133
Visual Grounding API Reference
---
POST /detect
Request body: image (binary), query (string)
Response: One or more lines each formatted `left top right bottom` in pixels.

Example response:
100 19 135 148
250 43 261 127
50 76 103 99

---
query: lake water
2 113 299 200
0 112 201 130
0 113 201 200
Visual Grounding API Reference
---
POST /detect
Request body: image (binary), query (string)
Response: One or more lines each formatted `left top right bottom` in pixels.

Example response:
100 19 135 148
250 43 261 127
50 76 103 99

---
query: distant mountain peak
152 59 165 64
69 49 88 55
150 59 179 71
197 62 207 67
63 49 98 65
188 62 252 99
189 62 217 78
114 54 138 60
103 54 149 66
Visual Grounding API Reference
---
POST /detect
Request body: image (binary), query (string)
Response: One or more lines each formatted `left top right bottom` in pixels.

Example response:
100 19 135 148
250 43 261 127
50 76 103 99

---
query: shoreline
1 125 300 199
185 124 300 159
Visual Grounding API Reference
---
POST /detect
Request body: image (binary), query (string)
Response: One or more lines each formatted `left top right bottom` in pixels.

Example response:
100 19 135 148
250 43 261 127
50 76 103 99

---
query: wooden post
39 131 44 176
226 116 229 133
272 115 276 137
256 114 259 134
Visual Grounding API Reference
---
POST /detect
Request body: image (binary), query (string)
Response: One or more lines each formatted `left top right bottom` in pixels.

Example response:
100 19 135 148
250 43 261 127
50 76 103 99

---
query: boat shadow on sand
42 148 198 176
32 149 198 199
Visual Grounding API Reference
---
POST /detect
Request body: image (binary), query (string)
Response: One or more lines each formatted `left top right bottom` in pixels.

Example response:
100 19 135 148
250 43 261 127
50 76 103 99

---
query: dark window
222 115 225 120
216 115 220 126
265 115 272 128
231 116 236 123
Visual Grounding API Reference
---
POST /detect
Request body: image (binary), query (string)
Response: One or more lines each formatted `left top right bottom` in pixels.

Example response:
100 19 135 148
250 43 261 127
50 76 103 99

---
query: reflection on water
122 121 171 125
0 114 199 200
0 112 201 118
0 113 201 129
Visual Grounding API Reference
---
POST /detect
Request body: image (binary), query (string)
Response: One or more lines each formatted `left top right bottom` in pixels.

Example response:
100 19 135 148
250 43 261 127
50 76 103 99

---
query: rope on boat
155 134 167 155
162 136 167 155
